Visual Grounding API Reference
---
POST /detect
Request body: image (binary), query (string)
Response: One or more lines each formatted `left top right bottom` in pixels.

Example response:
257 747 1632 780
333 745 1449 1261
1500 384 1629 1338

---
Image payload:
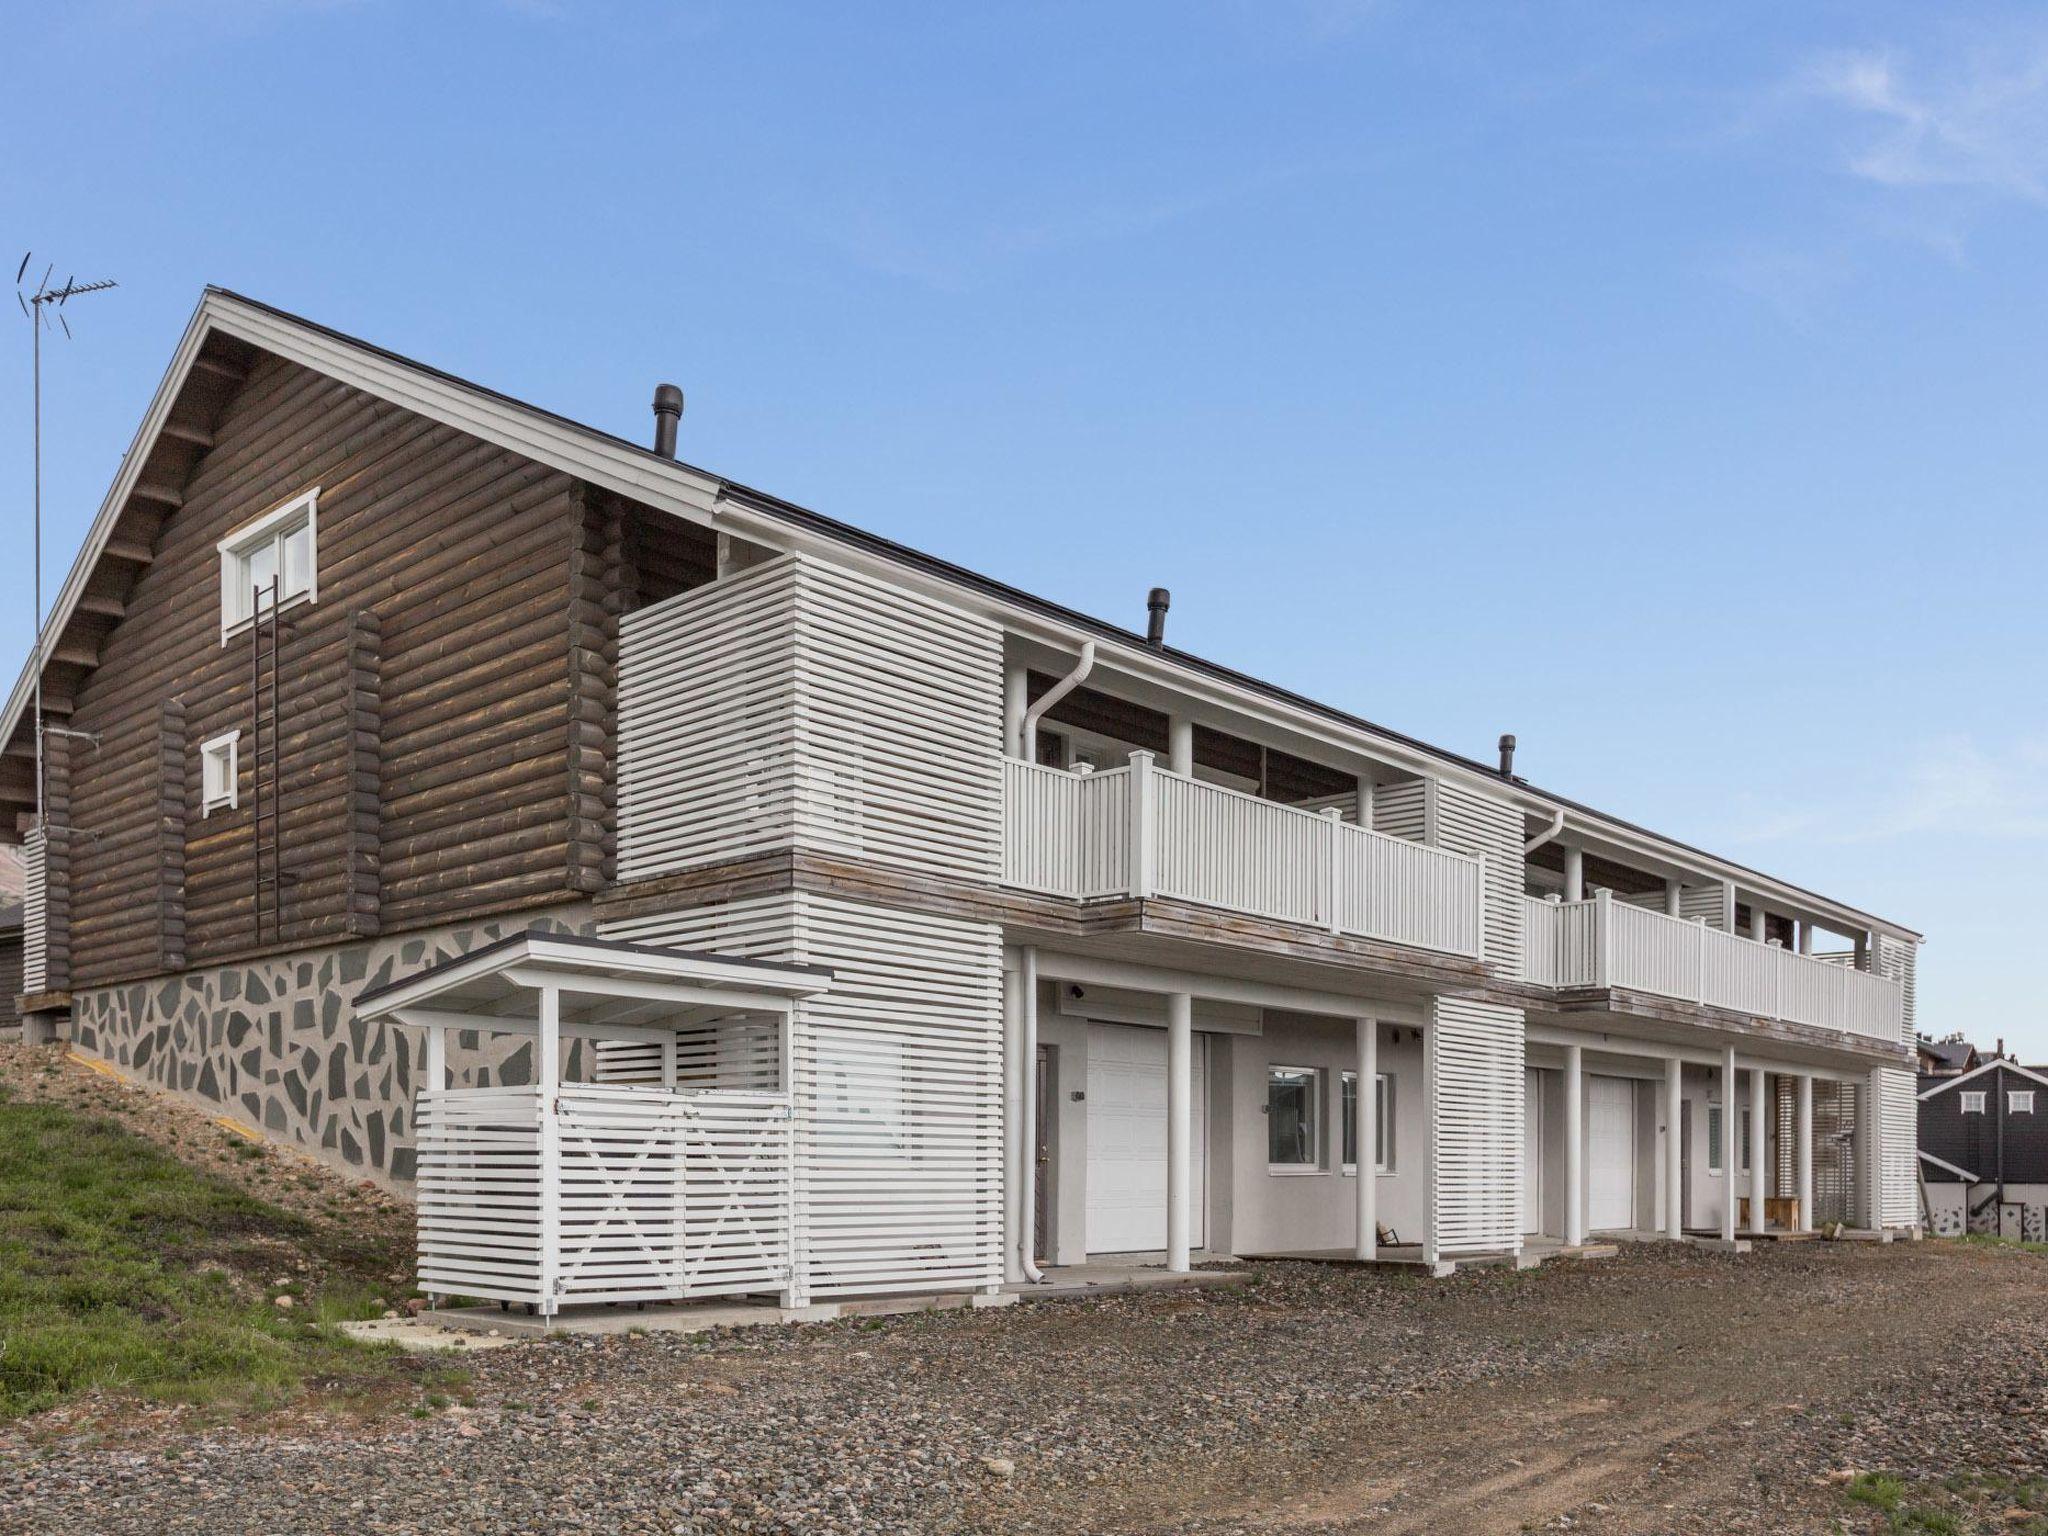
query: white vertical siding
601 892 1004 1298
617 553 1004 884
1431 781 1523 975
1431 995 1524 1255
20 828 45 995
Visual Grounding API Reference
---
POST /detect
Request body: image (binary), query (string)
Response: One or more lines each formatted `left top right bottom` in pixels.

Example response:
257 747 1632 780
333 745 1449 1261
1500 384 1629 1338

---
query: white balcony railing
1002 753 1485 959
1522 892 1903 1043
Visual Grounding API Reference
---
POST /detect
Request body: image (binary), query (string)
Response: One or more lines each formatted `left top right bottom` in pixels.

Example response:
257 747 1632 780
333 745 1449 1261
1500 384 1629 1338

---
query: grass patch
1841 1470 2044 1534
1959 1233 2048 1258
0 1100 443 1420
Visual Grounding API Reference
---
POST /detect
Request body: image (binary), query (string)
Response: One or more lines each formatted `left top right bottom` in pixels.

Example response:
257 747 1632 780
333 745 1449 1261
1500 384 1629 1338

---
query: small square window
2011 1091 2035 1115
201 731 239 815
1961 1091 1987 1115
1341 1071 1395 1173
219 488 318 640
1267 1066 1322 1170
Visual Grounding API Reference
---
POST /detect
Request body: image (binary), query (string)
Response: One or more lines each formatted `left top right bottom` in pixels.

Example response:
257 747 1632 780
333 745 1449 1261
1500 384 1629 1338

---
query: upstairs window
1961 1091 1987 1114
2012 1091 2036 1115
201 731 239 815
219 489 318 639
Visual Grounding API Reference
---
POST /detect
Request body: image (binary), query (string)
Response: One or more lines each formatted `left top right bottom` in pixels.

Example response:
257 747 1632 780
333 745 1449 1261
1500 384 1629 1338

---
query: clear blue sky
4 2 2044 1053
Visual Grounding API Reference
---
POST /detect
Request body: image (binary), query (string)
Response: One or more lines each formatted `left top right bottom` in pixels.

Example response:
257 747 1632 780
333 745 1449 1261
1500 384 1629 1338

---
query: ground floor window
1708 1103 1724 1173
1267 1066 1322 1170
1340 1071 1393 1173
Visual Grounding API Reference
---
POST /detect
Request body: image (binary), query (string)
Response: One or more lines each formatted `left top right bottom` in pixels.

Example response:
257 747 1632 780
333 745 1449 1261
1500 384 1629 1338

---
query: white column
424 1024 447 1092
1796 1074 1814 1233
1798 920 1815 956
659 1035 677 1089
1664 878 1682 918
1003 664 1028 759
1422 1021 1439 1266
536 984 562 1318
1664 1057 1683 1240
1018 947 1043 1279
1166 990 1192 1273
1748 903 1767 942
1168 716 1193 777
1355 774 1373 828
1001 951 1023 1283
1563 846 1585 903
1748 1066 1768 1235
1720 1046 1738 1242
1355 1017 1377 1261
1563 1043 1584 1247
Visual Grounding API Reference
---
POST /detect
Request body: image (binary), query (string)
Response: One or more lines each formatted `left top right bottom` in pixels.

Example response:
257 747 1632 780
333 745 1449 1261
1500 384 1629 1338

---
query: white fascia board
1918 1058 2048 1100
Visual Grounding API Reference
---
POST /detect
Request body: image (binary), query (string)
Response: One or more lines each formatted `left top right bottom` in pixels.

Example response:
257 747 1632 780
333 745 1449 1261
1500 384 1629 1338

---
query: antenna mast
16 256 116 832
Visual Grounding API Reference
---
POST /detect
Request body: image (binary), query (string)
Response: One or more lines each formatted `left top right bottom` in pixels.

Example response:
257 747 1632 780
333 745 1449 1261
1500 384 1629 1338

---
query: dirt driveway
5 1238 2046 1533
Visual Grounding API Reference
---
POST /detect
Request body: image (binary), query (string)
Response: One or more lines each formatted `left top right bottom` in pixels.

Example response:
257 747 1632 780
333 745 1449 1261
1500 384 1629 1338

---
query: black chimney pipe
1146 587 1171 647
1498 733 1517 776
652 383 684 459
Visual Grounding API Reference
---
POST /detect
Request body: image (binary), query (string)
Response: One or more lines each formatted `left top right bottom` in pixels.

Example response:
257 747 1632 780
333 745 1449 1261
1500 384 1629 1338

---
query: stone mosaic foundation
71 906 594 1190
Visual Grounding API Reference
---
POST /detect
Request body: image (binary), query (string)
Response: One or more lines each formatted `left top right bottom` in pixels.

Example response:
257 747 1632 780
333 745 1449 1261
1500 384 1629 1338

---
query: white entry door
1085 1024 1206 1254
1523 1068 1544 1236
1587 1075 1635 1231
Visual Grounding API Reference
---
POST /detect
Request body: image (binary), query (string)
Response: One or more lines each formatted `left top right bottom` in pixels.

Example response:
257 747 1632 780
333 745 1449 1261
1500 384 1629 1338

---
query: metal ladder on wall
249 575 285 945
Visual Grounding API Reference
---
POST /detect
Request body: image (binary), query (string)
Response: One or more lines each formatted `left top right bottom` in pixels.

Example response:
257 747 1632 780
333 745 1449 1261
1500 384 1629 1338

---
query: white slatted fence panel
1876 1067 1918 1228
1333 819 1483 956
415 1087 545 1305
19 829 45 995
1000 759 1130 897
1432 781 1523 975
1153 772 1322 924
1431 997 1524 1255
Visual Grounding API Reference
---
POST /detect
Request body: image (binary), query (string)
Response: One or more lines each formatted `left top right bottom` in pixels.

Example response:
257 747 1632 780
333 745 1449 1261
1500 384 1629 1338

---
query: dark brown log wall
61 352 592 988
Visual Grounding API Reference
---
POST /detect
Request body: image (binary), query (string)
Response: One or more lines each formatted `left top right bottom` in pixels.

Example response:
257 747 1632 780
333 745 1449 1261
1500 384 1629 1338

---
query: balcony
1523 892 1903 1043
1001 754 1486 959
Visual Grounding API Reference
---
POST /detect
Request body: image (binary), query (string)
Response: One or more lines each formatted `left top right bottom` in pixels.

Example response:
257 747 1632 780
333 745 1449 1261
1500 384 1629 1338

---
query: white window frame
218 488 319 642
2011 1091 2035 1115
1961 1091 1987 1115
1340 1070 1394 1175
1266 1065 1324 1174
201 731 240 815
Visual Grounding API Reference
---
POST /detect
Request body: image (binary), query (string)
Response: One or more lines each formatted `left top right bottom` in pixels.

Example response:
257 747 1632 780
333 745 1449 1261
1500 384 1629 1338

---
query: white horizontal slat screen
1874 936 1918 1046
1432 781 1523 975
618 554 1004 885
1876 1067 1917 1229
1370 780 1429 843
19 828 45 995
1431 996 1524 1256
1678 884 1727 930
414 1087 545 1305
590 1018 782 1094
602 892 1005 1300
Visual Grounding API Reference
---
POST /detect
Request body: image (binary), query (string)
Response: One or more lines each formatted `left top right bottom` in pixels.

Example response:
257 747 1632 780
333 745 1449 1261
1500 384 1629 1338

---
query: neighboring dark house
0 902 21 1035
1918 1060 2048 1240
1917 1032 1985 1076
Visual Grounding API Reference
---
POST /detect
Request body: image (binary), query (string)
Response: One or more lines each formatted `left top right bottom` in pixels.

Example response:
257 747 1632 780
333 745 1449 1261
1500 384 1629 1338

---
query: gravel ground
1 1044 2043 1533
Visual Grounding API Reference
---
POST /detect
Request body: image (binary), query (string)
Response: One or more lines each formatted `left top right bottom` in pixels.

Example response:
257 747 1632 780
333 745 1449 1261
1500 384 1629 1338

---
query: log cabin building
2 289 1924 1312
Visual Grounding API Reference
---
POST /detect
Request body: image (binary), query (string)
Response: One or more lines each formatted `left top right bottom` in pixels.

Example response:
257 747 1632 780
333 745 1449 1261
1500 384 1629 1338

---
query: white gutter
1020 641 1095 762
1523 809 1566 856
1018 945 1046 1283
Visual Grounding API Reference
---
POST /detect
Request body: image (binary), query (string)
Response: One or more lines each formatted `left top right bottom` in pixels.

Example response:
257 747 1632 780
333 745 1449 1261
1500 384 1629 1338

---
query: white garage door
1086 1024 1205 1254
1587 1075 1635 1232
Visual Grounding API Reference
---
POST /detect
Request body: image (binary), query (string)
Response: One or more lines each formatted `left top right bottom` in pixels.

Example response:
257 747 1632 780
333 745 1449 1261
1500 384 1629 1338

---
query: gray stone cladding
70 906 594 1191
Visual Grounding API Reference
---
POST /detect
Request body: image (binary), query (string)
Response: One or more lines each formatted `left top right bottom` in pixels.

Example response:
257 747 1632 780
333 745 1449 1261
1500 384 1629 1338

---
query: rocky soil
1 1046 2043 1533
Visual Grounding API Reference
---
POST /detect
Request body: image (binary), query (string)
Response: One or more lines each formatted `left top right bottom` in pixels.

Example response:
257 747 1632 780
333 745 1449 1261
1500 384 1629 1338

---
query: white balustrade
1522 893 1902 1041
1002 755 1484 958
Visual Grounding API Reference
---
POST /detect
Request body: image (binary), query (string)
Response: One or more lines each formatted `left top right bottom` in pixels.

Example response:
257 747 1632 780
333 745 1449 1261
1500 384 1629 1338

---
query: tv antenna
17 255 117 827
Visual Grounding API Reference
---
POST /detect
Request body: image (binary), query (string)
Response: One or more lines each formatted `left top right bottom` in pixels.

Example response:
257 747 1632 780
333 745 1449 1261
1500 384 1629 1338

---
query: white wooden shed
354 930 832 1317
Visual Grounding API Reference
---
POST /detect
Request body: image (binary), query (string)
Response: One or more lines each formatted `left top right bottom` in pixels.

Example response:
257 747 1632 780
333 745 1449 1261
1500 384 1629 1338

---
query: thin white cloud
1801 44 2048 205
1725 735 2048 846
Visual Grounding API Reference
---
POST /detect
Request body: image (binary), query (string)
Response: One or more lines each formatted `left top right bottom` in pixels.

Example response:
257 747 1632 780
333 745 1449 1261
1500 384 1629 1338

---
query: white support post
1355 1017 1377 1262
1003 664 1028 760
1355 774 1373 829
1016 947 1043 1285
1748 1066 1768 1236
1748 903 1767 943
424 1024 447 1092
1564 1042 1584 1248
1423 1020 1440 1267
1167 716 1193 776
1563 845 1584 903
1718 881 1736 934
659 1034 678 1089
1128 750 1157 900
1166 990 1193 1274
1321 807 1343 934
1796 1074 1814 1233
1664 878 1682 918
1798 920 1815 956
1720 1046 1738 1243
537 984 562 1319
1664 1056 1683 1241
1592 887 1614 988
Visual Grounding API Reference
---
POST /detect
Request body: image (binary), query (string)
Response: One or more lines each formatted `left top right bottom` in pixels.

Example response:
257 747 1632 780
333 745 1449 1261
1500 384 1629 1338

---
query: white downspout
1021 642 1096 762
1019 945 1046 1282
1523 809 1565 855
